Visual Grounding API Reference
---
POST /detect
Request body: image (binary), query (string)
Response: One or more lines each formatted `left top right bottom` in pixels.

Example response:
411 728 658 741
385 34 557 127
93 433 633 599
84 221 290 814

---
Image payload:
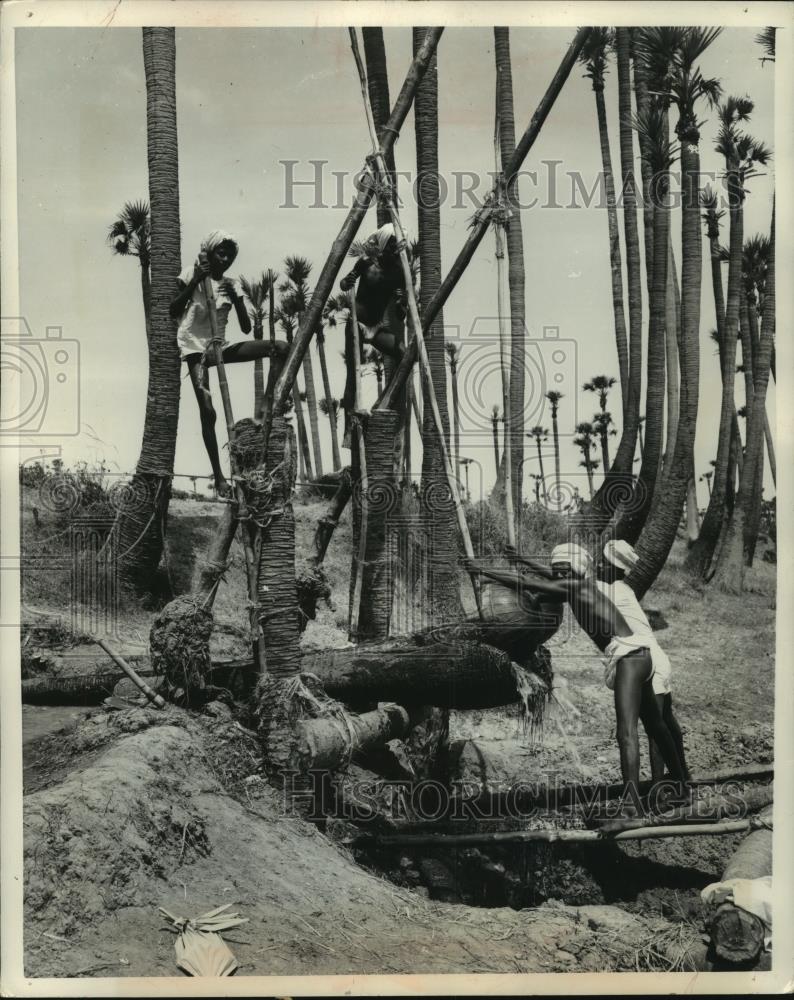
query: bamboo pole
348 27 482 614
366 816 768 850
203 277 268 677
269 27 444 423
93 636 166 709
348 296 369 640
378 27 592 411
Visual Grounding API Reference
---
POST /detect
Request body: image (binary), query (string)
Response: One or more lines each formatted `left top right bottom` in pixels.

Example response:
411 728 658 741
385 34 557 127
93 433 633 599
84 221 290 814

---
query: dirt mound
22 706 705 978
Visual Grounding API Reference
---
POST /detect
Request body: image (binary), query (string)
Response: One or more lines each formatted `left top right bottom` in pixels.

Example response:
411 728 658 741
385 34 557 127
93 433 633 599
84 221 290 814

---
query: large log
301 636 549 710
290 703 409 772
708 805 772 965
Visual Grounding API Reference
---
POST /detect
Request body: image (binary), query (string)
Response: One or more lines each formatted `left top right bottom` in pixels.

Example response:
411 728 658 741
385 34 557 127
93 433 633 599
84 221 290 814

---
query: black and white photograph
1 1 791 994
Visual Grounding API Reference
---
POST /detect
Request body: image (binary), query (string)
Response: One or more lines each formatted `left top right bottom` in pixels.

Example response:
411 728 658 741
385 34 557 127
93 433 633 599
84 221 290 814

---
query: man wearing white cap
597 540 690 783
170 232 289 497
466 540 688 797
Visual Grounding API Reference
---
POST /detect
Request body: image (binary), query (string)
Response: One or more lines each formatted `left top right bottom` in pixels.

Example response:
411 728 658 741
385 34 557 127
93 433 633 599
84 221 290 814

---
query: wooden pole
270 27 444 421
348 27 482 615
203 277 268 677
93 636 166 709
348 295 369 641
378 27 592 411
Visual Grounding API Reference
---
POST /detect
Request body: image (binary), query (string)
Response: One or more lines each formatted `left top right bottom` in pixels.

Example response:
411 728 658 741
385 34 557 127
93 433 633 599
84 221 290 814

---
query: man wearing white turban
466 540 688 799
597 540 690 782
170 232 289 497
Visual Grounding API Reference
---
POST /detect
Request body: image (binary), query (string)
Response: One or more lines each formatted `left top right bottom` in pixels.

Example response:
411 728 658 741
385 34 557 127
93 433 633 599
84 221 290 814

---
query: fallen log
289 703 410 772
301 638 549 710
362 815 769 849
707 805 772 965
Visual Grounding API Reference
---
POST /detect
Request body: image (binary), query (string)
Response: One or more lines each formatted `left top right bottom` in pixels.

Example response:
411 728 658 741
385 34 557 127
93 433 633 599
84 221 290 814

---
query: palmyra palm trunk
301 347 324 478
627 120 702 599
253 319 266 420
662 239 680 478
590 29 642 522
712 210 775 592
551 409 562 512
316 336 341 471
495 218 515 546
593 74 629 412
450 367 461 480
292 378 314 482
495 27 527 539
534 440 548 501
615 161 668 543
117 27 181 591
743 295 766 563
686 176 743 576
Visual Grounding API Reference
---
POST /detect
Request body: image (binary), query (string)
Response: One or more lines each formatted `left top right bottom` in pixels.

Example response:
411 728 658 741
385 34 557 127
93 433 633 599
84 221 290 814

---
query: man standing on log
465 542 688 800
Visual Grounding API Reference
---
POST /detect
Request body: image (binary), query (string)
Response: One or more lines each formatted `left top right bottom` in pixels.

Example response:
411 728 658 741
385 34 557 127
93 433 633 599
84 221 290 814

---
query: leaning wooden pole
348 296 370 640
203 279 268 676
378 27 591 410
348 27 482 614
267 27 444 433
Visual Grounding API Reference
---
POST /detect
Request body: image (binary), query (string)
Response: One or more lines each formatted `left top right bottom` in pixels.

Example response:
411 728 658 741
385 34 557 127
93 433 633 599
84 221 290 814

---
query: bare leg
370 328 403 362
662 696 691 781
647 693 667 783
206 339 289 365
638 686 687 784
187 356 230 498
613 649 653 793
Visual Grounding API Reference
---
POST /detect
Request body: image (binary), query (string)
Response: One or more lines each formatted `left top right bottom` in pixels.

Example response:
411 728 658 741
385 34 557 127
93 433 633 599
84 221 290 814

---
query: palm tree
529 473 542 505
627 27 722 598
615 104 676 543
107 200 152 343
281 256 323 478
592 411 616 474
527 425 549 501
363 347 385 395
459 456 473 501
117 29 181 590
755 27 775 64
701 470 713 498
445 341 462 477
495 27 527 538
317 295 346 471
362 28 396 227
239 271 278 421
578 31 629 410
414 26 460 622
713 205 775 591
545 390 563 511
491 405 501 476
687 100 770 576
574 422 598 498
276 303 313 482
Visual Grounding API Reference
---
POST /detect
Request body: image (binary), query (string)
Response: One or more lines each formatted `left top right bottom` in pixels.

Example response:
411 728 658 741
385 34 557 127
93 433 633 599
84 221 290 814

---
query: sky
11 24 776 508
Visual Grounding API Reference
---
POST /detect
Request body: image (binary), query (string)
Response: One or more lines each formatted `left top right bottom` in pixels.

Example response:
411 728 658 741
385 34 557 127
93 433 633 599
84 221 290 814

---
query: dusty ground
19 490 776 978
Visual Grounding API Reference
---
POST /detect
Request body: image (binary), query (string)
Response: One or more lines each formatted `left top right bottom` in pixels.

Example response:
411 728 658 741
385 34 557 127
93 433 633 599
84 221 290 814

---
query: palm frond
283 255 313 284
755 27 775 63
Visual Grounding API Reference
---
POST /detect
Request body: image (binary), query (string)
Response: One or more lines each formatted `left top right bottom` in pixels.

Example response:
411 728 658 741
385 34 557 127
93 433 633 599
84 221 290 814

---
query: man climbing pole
170 231 289 496
465 542 689 803
339 222 413 445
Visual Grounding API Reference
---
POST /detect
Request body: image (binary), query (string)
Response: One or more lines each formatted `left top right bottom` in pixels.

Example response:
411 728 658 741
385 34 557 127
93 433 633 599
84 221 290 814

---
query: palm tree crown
107 200 150 265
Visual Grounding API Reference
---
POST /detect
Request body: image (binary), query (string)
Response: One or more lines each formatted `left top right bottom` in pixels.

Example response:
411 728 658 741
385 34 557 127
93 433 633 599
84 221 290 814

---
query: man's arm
465 559 572 601
505 546 555 579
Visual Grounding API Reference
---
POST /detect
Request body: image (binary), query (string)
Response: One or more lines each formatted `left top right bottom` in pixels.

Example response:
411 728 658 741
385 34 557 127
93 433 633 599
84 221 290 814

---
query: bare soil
19 493 775 978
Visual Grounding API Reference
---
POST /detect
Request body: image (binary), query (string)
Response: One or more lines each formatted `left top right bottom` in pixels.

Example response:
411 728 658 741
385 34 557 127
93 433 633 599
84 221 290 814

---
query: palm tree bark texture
117 27 181 591
414 26 462 625
494 27 526 540
628 28 721 598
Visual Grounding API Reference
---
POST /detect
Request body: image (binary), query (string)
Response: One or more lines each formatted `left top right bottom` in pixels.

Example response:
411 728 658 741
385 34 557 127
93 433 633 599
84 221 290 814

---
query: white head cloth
200 230 239 258
550 543 593 578
603 539 640 572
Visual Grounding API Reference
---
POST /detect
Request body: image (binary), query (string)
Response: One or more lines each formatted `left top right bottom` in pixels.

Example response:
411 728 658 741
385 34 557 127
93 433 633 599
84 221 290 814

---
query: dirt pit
21 702 753 979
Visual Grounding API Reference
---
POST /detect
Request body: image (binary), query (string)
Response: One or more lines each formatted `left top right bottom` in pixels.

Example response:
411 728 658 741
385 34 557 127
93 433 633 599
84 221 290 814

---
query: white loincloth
602 635 652 691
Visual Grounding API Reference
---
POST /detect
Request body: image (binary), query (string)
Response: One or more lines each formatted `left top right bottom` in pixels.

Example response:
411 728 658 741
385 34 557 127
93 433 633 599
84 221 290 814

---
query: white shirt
175 267 241 359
